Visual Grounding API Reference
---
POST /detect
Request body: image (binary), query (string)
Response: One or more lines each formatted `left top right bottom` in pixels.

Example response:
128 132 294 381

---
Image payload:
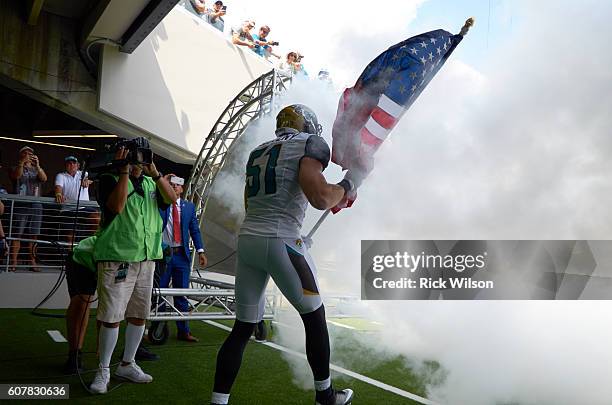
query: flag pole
305 209 331 239
459 17 475 36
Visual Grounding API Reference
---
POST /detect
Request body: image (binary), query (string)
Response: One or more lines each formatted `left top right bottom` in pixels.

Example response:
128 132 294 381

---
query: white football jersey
240 128 330 238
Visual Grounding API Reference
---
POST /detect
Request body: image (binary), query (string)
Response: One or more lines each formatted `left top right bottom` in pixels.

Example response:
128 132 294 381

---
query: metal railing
0 194 100 273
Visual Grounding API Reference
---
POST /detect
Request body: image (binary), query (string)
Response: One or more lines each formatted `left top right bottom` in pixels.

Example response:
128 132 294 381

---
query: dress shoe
135 345 160 361
177 331 199 342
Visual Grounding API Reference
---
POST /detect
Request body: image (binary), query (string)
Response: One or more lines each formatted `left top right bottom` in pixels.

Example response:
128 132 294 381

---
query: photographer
89 140 177 394
251 25 280 60
206 0 225 32
9 146 47 272
293 52 308 76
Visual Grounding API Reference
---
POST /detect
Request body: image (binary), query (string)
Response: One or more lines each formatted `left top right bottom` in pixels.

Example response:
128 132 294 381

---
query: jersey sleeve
304 135 330 171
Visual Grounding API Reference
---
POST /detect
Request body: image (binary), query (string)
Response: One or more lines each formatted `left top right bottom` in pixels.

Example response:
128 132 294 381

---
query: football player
211 104 358 405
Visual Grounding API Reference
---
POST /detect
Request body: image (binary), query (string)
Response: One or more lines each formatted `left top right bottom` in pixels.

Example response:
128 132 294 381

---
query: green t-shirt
94 174 164 262
72 235 97 272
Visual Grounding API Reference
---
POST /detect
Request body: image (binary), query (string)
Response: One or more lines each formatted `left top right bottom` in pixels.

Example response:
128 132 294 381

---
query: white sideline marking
326 320 357 330
203 320 437 405
274 320 357 331
47 330 67 343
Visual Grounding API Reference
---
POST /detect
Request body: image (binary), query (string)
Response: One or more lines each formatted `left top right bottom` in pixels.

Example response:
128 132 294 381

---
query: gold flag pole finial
459 17 475 36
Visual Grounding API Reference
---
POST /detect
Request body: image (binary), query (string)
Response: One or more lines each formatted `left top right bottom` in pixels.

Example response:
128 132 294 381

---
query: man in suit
159 174 208 342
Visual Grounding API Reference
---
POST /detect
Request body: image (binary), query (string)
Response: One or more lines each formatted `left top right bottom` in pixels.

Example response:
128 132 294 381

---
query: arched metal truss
184 69 291 217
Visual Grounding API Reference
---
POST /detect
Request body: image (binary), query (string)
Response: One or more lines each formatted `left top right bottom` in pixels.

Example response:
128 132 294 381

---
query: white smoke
209 1 612 404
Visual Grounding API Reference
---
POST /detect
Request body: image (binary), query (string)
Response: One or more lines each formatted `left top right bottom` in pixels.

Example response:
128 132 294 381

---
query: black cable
204 250 236 270
5 87 96 94
30 165 87 317
0 59 96 87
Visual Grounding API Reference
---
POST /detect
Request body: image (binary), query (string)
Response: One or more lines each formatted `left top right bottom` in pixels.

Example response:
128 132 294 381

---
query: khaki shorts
96 260 155 323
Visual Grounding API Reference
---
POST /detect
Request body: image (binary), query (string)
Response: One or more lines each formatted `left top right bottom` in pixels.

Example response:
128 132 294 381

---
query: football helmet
276 104 322 135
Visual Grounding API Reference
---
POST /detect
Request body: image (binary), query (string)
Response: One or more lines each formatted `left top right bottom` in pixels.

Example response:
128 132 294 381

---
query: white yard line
47 330 67 343
326 320 357 330
203 320 438 405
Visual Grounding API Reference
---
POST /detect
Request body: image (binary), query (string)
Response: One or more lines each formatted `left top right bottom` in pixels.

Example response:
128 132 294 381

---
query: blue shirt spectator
252 26 280 60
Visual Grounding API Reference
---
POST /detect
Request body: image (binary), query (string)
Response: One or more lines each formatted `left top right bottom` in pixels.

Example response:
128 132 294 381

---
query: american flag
332 29 466 179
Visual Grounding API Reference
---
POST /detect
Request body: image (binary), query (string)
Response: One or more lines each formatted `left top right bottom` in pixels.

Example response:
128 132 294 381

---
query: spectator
294 52 308 76
317 69 331 82
279 52 299 76
158 174 207 342
231 20 255 49
252 25 280 60
0 158 7 194
55 156 98 246
206 0 225 32
188 0 207 17
54 156 91 203
88 141 177 394
0 160 6 259
9 146 47 272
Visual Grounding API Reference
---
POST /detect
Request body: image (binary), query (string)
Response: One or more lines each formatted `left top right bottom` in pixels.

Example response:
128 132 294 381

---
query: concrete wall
99 6 274 155
0 0 197 163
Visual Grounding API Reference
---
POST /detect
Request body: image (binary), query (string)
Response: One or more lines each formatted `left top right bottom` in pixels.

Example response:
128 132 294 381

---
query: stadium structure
0 1 439 403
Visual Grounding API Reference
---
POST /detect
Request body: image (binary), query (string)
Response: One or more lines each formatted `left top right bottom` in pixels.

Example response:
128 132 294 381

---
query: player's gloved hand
338 169 364 191
333 169 362 213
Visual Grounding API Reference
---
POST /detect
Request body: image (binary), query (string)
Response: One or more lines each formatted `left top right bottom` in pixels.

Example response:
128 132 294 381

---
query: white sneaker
115 361 153 383
90 366 110 394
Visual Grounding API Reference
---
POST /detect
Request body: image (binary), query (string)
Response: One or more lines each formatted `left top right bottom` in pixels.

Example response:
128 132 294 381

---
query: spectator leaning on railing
9 146 47 272
231 20 255 49
55 155 99 246
206 0 225 32
54 156 91 204
279 51 299 76
88 141 177 394
0 160 6 259
252 25 280 60
189 0 207 17
293 52 308 76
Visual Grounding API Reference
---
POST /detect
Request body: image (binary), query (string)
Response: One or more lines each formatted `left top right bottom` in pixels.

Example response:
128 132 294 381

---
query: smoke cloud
208 1 612 404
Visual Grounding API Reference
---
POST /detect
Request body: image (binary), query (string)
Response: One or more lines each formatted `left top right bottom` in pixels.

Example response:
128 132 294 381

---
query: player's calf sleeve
300 305 331 382
213 320 256 395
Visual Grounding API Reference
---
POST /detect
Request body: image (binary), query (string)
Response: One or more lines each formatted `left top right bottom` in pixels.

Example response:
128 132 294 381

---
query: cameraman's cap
19 146 34 153
64 156 78 162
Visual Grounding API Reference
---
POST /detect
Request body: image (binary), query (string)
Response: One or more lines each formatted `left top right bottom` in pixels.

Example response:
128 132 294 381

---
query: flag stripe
365 116 390 141
361 127 384 146
371 107 397 129
378 94 404 118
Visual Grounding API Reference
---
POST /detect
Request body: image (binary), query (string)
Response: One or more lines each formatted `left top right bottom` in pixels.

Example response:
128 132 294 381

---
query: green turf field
0 309 444 404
